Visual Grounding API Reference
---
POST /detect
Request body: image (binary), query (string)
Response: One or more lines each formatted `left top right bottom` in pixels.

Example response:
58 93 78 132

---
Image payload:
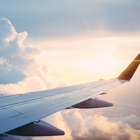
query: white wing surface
0 53 140 137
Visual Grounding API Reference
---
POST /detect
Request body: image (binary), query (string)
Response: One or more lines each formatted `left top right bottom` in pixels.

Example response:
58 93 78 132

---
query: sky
0 0 140 140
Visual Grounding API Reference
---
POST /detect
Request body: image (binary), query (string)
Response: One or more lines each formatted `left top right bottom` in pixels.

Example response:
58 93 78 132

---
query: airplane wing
0 53 140 137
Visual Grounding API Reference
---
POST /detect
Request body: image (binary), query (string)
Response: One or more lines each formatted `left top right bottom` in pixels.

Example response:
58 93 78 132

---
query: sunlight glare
77 52 118 72
110 46 116 50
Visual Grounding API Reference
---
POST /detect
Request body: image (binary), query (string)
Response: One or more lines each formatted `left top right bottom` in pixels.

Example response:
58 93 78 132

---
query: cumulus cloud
0 18 16 46
0 18 71 93
58 110 140 140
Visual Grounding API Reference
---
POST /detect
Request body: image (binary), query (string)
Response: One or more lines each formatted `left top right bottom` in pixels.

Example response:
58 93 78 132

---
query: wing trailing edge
118 53 140 80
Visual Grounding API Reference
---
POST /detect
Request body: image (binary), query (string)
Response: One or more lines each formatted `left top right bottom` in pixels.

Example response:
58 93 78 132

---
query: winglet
118 53 140 80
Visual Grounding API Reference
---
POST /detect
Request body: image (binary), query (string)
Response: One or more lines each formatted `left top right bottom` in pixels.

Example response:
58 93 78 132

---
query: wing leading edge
0 53 140 137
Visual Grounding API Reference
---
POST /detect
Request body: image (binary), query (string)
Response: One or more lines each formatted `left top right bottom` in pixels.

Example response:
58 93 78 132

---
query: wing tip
118 53 140 80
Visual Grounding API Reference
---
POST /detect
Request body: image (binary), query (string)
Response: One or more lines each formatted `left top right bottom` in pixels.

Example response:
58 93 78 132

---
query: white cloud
0 18 71 94
0 18 16 46
60 110 140 140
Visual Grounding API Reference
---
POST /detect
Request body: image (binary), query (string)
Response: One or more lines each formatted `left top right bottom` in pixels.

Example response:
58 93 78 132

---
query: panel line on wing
0 86 84 108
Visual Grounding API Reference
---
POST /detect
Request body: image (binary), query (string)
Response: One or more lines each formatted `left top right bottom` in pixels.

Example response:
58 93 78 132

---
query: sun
77 52 118 72
93 52 118 72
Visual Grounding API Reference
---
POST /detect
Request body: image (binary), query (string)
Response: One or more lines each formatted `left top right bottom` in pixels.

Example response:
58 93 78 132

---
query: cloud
122 114 140 130
0 18 28 84
0 18 16 46
0 18 71 93
59 110 140 140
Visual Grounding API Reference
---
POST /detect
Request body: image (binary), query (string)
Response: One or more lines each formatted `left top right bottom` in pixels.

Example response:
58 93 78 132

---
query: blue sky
1 0 140 39
0 1 140 140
